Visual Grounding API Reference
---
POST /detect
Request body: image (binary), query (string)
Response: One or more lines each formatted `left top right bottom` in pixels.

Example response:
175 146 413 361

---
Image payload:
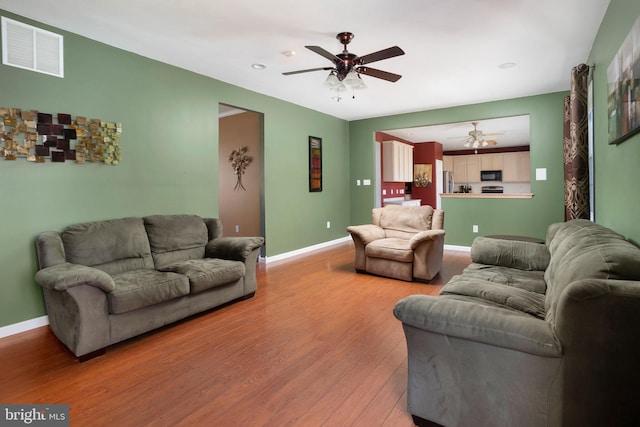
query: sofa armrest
470 236 550 271
35 262 115 292
393 294 561 357
347 224 386 245
205 236 264 261
409 229 445 249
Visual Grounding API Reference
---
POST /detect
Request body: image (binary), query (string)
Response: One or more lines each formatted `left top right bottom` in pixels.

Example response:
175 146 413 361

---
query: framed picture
607 15 640 145
413 164 432 187
309 136 322 192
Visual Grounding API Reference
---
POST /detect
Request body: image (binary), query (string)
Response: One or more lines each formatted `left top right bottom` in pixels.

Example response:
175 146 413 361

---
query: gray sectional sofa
35 214 264 359
394 219 640 427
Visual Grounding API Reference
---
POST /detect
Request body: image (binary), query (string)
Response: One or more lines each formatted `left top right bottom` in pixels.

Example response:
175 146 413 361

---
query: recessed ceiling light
498 62 517 69
251 63 266 70
282 50 296 57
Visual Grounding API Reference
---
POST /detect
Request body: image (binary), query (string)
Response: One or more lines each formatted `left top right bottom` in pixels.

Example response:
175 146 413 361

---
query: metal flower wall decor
228 146 253 191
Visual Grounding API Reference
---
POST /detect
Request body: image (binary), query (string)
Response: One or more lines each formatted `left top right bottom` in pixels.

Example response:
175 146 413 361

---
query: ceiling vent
1 16 64 78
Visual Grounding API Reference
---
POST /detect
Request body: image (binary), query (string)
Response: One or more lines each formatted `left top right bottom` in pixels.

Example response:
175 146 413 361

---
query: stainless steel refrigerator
443 171 455 193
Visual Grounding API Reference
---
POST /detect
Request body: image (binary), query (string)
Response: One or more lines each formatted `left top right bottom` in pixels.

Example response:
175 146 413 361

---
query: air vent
1 16 64 78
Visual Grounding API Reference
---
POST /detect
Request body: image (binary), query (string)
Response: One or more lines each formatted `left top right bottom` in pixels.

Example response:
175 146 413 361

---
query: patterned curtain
563 64 590 220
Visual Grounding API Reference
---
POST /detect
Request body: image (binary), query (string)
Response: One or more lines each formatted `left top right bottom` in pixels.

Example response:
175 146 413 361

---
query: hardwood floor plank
0 243 470 426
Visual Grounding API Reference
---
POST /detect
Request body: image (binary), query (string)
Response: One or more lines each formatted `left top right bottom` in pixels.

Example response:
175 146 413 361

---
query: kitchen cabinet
502 152 530 182
481 153 503 170
466 155 481 183
451 155 480 183
382 141 414 182
443 155 453 172
452 156 467 182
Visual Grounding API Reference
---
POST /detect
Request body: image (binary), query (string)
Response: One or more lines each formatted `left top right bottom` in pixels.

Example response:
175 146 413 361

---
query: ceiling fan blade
305 46 340 63
358 46 405 65
486 140 498 145
282 67 334 76
357 66 402 82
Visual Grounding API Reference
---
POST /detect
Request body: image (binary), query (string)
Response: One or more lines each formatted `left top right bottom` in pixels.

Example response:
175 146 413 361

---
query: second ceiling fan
283 32 405 87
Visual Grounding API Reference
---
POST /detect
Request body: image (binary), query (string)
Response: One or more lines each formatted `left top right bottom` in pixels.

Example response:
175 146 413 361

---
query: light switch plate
363 179 371 186
536 168 547 181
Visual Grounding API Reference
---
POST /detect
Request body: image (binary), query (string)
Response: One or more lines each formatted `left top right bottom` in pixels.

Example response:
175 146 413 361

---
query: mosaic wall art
0 107 122 164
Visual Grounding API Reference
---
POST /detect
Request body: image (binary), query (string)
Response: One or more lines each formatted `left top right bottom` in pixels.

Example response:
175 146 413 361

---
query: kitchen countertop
440 193 534 199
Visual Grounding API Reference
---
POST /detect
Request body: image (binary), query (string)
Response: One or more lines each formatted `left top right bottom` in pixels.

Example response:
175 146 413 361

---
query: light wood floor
0 242 470 427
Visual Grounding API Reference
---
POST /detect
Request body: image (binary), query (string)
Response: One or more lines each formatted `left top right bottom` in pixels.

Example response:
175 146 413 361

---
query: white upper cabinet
382 141 414 182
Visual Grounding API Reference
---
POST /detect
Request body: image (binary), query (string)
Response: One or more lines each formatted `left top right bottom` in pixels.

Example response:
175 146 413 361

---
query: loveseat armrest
393 294 562 357
35 262 115 292
409 229 445 249
470 236 550 271
347 224 386 245
205 236 264 261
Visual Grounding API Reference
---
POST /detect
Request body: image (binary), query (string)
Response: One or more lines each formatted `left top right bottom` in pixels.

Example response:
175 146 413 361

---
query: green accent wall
0 10 350 328
349 92 568 245
587 0 640 244
2 0 638 330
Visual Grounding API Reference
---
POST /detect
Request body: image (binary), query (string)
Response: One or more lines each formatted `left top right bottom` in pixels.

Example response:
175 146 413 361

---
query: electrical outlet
326 221 331 229
235 225 240 233
473 225 479 233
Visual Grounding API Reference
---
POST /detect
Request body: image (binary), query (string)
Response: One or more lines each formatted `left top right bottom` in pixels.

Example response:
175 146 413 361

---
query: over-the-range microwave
480 170 502 181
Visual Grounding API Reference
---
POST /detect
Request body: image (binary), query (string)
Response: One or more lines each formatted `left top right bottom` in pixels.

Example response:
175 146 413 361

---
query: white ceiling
0 0 609 122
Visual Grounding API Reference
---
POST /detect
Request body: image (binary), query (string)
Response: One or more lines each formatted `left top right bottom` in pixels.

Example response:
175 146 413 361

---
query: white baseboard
0 315 49 339
264 236 351 264
444 244 471 252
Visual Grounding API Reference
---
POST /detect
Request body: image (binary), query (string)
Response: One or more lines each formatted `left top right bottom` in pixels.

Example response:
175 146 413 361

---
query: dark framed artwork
308 136 322 192
607 15 640 145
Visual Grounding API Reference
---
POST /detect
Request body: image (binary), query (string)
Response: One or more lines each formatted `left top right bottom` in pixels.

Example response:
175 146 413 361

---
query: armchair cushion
366 238 413 262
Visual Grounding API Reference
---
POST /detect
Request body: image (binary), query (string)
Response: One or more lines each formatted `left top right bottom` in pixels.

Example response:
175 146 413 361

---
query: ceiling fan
282 32 405 86
452 122 502 149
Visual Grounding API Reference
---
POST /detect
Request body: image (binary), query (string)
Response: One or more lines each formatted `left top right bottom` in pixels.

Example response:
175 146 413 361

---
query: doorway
218 104 265 252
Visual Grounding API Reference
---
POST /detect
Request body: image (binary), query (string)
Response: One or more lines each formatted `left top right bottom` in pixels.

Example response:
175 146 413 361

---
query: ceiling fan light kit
283 32 404 101
460 122 500 149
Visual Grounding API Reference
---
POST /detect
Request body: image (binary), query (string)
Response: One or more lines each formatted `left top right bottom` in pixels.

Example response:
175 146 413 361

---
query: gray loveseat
35 214 264 359
393 219 640 427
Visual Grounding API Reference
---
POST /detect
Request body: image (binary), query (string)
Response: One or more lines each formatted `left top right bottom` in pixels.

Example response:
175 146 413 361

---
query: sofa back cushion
144 214 208 269
544 219 640 325
376 205 436 239
61 217 154 275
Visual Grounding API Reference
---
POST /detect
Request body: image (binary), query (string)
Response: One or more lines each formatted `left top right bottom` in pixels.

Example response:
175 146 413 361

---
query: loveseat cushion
440 277 546 319
108 270 190 314
471 236 550 271
366 238 414 262
144 215 208 268
61 217 154 275
462 263 547 294
159 258 245 293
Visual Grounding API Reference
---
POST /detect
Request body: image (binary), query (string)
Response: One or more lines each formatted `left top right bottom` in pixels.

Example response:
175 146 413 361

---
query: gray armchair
347 205 445 282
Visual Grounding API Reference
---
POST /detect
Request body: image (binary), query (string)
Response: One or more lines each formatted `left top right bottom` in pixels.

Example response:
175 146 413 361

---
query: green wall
349 92 567 245
587 0 640 244
0 10 350 328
